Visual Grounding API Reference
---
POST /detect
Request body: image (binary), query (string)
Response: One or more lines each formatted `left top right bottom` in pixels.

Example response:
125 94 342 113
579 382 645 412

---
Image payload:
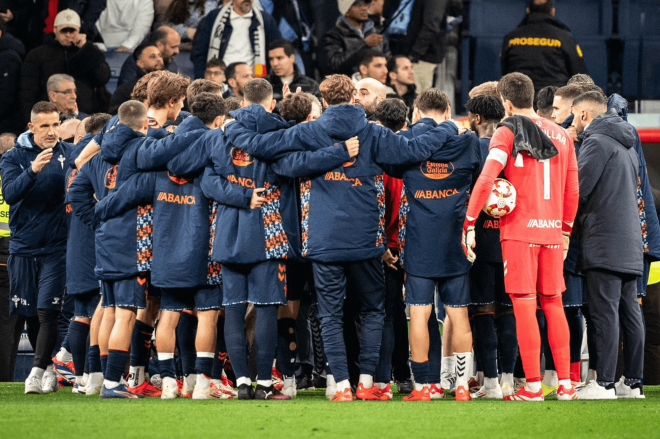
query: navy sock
88 345 102 374
565 307 584 363
160 358 176 379
105 350 128 383
149 348 160 376
69 321 90 377
255 305 279 381
541 310 555 371
84 333 90 375
212 316 227 380
130 320 154 368
410 360 429 385
428 307 442 384
472 313 498 378
100 353 108 375
277 317 298 377
195 356 214 378
61 319 74 353
225 304 249 379
176 313 198 377
495 311 518 374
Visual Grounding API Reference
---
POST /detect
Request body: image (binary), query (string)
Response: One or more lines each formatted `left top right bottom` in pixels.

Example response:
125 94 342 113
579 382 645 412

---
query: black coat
322 17 390 76
501 13 587 94
0 0 32 46
19 34 111 124
109 74 141 115
383 0 448 64
577 111 643 276
266 65 321 102
0 33 24 133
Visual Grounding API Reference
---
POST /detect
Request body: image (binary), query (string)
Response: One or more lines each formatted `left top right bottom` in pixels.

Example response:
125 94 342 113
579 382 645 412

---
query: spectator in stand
19 9 110 125
224 61 253 99
352 49 389 88
354 77 386 120
118 26 181 88
109 44 165 114
323 0 390 77
191 0 281 80
47 74 90 121
25 0 107 51
386 55 416 113
205 58 229 96
501 0 587 97
536 85 557 119
0 19 24 134
266 39 320 102
95 0 154 52
0 1 31 46
368 0 385 33
162 0 222 42
384 0 448 92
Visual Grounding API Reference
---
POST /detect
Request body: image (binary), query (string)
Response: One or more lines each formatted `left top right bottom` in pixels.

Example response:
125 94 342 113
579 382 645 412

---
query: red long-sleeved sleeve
465 158 505 226
562 146 579 225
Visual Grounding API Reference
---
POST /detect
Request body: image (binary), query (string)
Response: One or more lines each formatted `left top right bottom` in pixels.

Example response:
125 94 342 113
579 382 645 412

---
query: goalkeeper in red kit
463 73 580 401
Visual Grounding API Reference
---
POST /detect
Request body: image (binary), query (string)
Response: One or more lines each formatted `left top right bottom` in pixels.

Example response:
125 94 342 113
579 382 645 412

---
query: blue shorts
469 260 511 306
8 251 66 316
74 289 101 318
563 271 586 307
405 272 470 307
161 286 223 311
101 273 148 309
222 261 287 306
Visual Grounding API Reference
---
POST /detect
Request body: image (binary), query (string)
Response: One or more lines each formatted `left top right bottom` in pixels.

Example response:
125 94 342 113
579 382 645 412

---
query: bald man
355 78 387 120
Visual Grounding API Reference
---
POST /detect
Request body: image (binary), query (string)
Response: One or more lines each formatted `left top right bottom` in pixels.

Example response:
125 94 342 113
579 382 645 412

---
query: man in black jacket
0 20 23 134
109 44 165 114
322 0 390 76
266 39 320 102
18 9 110 125
501 0 587 97
572 91 645 400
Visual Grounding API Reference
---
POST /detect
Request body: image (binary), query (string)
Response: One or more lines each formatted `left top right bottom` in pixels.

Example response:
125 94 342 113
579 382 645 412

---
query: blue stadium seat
618 0 660 99
104 51 131 95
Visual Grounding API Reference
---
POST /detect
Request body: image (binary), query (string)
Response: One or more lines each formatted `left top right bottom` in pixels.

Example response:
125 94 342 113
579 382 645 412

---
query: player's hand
75 33 87 48
31 148 53 174
116 46 132 53
566 126 579 143
562 232 570 261
364 34 383 47
450 119 468 134
0 9 13 22
344 136 359 158
382 249 399 270
462 224 476 263
250 188 266 209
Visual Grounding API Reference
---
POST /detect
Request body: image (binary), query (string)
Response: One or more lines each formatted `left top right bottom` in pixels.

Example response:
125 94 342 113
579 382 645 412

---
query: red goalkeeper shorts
501 240 566 296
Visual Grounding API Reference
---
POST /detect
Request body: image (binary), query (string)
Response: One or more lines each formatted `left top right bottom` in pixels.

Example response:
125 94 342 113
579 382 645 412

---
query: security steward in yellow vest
501 0 587 96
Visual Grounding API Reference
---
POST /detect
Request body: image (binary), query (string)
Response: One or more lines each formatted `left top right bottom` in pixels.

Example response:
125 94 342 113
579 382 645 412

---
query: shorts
222 260 287 306
8 251 66 316
101 273 149 309
161 286 223 311
73 289 101 318
405 272 470 307
286 260 314 302
563 271 585 307
501 240 565 296
469 260 511 306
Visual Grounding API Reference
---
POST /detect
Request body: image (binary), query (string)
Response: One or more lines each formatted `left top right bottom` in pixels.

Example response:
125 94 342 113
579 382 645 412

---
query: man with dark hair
323 0 390 76
464 72 579 401
354 49 388 85
552 84 583 127
465 95 518 399
280 92 313 124
572 91 645 399
205 58 228 94
0 101 71 394
109 44 165 115
186 79 223 108
374 98 407 133
536 85 557 119
118 26 181 88
224 62 254 99
387 56 416 114
567 73 594 86
501 0 588 96
266 39 320 102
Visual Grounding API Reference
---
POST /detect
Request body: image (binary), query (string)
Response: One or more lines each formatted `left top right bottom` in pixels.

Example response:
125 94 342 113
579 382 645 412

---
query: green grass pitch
1 383 659 439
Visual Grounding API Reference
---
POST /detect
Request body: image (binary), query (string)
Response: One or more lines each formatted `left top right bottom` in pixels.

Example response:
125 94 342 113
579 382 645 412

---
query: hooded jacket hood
230 104 290 135
314 104 369 141
608 93 630 121
174 115 208 134
101 123 145 164
584 110 636 149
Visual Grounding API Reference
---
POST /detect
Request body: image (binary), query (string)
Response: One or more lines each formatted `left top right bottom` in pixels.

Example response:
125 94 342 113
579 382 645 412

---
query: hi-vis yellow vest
0 175 10 237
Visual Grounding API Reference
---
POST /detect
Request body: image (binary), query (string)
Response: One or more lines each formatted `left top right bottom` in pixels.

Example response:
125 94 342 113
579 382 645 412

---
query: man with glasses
18 9 110 125
47 74 89 122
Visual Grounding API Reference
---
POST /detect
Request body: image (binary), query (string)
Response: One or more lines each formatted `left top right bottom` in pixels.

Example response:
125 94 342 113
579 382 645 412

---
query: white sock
543 369 558 386
104 379 120 389
75 375 83 383
336 379 350 392
414 382 426 391
558 379 572 389
326 374 336 389
129 366 145 386
197 373 211 388
237 376 251 387
283 376 295 388
501 372 514 384
376 382 388 390
454 352 472 387
359 374 373 388
526 381 542 392
29 367 45 380
257 379 271 388
82 373 89 385
484 377 499 389
440 356 455 387
158 353 175 361
56 348 73 363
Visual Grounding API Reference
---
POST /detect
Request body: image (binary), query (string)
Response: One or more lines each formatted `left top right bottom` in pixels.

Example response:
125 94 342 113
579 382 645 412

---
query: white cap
54 9 81 29
337 0 368 17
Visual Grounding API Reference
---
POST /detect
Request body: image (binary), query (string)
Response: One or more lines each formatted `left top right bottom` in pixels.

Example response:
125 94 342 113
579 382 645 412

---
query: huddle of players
54 67 591 402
